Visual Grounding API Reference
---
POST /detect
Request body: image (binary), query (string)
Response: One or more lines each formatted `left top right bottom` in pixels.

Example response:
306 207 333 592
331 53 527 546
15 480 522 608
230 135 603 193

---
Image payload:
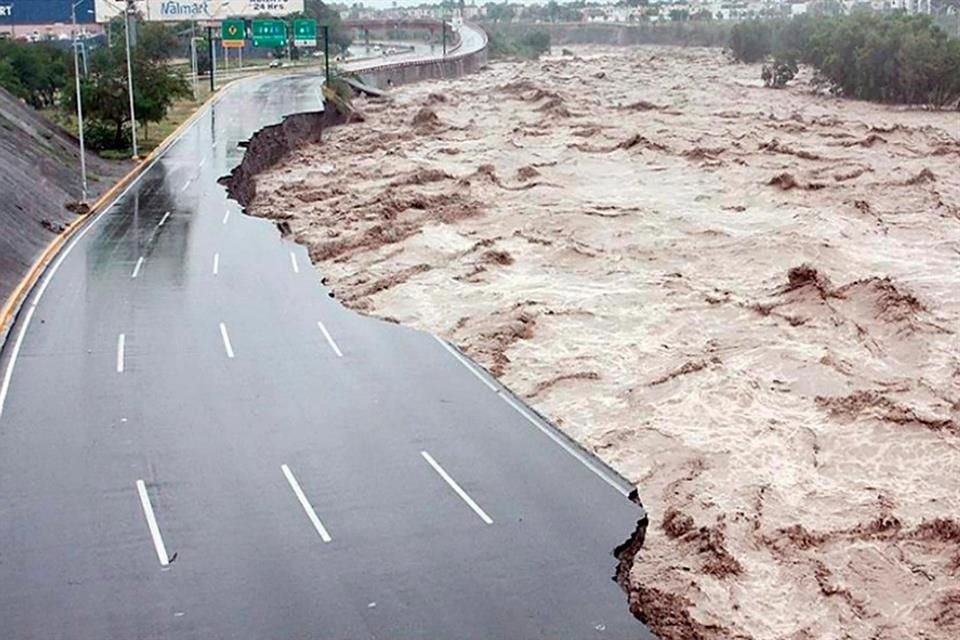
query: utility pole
441 19 446 57
71 0 88 204
123 0 138 159
207 26 215 92
323 25 330 86
190 22 198 98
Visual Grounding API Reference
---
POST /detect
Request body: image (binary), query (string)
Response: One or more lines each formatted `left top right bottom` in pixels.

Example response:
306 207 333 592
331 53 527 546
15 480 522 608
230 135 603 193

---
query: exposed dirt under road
248 47 960 640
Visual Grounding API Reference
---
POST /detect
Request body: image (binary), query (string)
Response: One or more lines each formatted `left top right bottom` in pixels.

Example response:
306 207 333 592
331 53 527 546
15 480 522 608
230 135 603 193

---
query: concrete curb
0 84 228 351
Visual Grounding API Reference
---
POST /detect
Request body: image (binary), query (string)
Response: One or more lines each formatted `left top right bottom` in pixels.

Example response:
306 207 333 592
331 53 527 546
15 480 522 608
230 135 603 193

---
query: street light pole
123 0 139 159
71 1 88 204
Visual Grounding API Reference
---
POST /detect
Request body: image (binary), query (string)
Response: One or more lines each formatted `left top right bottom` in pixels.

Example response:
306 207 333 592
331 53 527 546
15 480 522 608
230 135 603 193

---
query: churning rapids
248 46 960 640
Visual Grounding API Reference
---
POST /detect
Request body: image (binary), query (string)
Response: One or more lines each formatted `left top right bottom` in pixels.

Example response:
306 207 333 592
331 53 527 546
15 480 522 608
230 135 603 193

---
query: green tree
520 31 551 56
65 46 190 149
301 0 353 53
762 55 798 87
0 40 70 108
728 19 773 62
138 22 182 60
0 58 24 98
485 2 516 23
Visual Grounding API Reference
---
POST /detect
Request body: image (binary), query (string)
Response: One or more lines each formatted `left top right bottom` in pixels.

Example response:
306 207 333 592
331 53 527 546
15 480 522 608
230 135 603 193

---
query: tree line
0 23 189 151
729 12 960 107
0 0 352 152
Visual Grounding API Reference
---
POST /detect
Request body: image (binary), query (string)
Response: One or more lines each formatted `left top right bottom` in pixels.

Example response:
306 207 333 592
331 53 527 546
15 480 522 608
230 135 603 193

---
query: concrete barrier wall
353 24 488 90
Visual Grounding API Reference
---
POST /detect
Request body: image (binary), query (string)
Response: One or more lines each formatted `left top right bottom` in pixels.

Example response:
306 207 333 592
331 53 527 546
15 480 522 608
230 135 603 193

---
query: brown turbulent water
250 47 960 640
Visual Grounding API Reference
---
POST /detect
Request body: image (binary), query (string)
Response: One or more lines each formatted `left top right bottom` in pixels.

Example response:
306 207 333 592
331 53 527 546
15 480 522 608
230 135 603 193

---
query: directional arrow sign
252 19 287 48
221 19 244 41
293 18 317 47
221 18 245 48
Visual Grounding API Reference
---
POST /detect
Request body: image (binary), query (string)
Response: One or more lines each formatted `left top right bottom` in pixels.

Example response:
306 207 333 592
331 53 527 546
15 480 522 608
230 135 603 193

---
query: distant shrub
730 12 960 107
729 20 774 63
485 26 552 59
84 120 131 151
762 56 798 88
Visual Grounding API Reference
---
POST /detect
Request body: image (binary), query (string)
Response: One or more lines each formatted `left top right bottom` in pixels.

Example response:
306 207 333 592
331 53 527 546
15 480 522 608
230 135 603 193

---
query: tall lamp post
123 0 138 159
71 0 88 204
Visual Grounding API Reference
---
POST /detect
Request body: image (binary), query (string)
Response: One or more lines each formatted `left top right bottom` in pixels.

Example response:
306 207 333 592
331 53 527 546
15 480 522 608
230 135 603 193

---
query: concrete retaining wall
353 25 488 90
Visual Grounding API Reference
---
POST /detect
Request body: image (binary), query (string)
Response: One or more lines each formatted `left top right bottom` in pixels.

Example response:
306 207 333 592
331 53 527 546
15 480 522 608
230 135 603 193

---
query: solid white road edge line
116 333 125 373
432 335 497 391
316 321 343 358
131 256 144 279
0 305 35 419
213 253 220 275
222 210 230 225
499 393 630 498
434 336 630 498
135 480 170 566
158 211 170 227
421 450 493 525
181 179 191 192
281 464 332 542
290 251 299 274
219 322 235 359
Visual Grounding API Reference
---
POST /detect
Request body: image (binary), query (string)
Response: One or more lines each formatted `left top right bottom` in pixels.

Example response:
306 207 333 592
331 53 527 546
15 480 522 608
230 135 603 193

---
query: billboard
94 0 304 23
0 0 96 25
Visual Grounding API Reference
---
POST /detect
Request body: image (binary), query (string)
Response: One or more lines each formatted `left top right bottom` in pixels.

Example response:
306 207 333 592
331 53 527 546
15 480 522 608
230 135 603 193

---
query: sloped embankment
0 87 124 309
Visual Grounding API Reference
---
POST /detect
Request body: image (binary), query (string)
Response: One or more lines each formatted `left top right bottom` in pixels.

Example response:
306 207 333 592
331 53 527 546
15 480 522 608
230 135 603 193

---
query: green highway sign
221 19 244 42
221 18 245 47
293 18 317 47
252 19 287 48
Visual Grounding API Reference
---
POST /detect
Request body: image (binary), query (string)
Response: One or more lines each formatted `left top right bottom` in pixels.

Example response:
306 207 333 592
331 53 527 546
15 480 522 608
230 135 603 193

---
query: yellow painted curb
0 83 229 343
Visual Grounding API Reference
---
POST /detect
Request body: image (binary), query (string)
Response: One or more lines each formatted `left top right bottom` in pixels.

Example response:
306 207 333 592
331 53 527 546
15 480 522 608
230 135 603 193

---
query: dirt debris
902 167 936 185
759 138 823 160
620 99 661 111
648 358 720 386
412 107 442 132
815 390 956 433
247 46 960 640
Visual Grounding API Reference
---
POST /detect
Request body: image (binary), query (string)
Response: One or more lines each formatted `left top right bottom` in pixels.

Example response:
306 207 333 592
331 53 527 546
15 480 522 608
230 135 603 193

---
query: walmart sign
94 0 303 23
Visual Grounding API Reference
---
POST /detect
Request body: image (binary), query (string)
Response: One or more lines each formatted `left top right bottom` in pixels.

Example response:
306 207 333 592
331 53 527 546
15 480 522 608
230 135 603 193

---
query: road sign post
293 18 317 47
206 26 214 92
323 24 330 86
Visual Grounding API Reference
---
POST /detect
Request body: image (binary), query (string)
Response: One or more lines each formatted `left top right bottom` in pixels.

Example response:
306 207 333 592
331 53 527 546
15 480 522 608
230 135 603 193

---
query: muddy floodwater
250 47 960 640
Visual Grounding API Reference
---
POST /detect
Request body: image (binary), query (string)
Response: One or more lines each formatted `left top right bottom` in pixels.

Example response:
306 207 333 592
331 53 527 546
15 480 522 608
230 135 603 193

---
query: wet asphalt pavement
0 35 653 640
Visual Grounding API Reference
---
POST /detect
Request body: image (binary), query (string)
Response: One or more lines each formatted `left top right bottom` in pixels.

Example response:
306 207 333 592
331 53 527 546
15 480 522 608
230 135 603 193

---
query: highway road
0 28 652 640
